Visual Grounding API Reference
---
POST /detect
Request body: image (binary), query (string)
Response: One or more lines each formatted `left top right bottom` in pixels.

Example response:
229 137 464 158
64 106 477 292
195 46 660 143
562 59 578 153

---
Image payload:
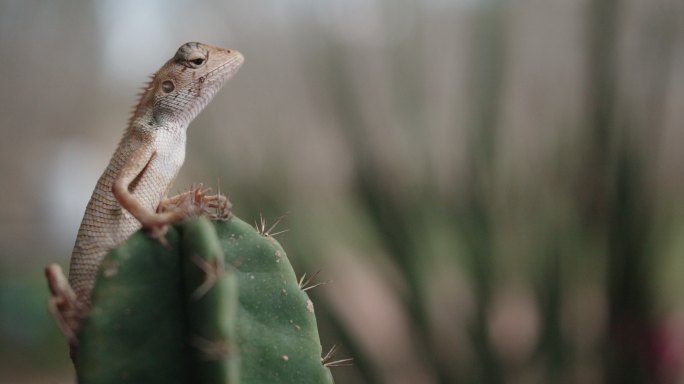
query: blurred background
1 0 683 383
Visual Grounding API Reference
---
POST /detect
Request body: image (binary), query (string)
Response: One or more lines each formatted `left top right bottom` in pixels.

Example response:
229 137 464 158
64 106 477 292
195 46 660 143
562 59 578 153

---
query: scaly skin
45 42 244 345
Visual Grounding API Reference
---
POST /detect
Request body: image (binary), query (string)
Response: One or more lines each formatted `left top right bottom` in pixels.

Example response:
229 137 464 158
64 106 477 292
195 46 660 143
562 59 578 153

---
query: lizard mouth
202 51 244 87
187 51 244 108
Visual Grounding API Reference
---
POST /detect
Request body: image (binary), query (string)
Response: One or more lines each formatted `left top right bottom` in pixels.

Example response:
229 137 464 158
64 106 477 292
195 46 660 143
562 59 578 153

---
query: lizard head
135 42 244 127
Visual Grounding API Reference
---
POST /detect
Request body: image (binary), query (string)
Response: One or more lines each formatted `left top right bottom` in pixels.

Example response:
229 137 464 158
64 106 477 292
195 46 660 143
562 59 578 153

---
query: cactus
75 216 335 384
182 219 240 384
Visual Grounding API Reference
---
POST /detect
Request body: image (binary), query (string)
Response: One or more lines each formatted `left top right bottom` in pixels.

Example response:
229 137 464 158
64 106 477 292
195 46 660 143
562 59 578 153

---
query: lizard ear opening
161 80 175 93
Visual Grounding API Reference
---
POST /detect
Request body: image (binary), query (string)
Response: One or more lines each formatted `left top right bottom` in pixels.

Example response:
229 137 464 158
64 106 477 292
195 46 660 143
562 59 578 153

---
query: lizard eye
189 58 205 66
161 80 175 93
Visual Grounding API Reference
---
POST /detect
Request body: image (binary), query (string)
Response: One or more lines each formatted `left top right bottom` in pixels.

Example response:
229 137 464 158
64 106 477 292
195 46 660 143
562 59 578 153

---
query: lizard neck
128 104 190 136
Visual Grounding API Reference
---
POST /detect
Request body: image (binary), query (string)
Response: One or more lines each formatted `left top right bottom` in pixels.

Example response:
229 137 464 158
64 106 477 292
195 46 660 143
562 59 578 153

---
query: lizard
44 42 244 348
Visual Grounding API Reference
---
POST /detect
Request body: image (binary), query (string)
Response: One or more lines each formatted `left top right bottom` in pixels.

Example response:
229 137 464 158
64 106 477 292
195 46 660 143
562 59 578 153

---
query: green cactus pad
213 218 333 384
182 219 240 384
75 217 333 384
76 229 187 384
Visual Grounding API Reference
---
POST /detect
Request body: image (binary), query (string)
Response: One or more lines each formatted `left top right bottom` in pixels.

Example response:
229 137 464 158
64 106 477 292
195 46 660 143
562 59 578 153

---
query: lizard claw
144 224 171 249
160 183 232 221
145 182 232 248
143 204 188 248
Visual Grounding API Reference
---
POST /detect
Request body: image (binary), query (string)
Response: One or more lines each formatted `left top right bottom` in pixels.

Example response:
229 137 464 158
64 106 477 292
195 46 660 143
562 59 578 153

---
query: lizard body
46 42 243 343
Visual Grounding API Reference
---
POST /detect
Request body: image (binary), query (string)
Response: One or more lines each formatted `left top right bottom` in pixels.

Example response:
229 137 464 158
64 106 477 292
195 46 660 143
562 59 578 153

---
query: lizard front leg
112 144 186 245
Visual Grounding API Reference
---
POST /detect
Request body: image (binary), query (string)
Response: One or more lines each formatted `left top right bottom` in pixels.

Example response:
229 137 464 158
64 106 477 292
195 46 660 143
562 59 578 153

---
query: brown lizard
44 42 244 347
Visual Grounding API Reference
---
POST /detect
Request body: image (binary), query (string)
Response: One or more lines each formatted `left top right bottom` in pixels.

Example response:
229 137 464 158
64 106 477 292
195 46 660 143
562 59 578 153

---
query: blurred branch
452 1 510 383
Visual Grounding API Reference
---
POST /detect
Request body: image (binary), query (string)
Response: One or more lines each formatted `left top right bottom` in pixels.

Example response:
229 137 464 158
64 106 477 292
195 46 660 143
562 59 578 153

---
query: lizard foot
138 207 186 248
146 183 232 246
159 183 232 221
45 263 85 360
144 223 171 248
